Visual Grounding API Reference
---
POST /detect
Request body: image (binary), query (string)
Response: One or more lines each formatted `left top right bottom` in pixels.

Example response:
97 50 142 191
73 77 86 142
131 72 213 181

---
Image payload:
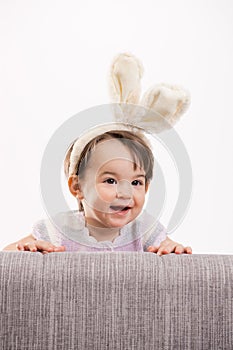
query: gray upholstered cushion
0 252 232 349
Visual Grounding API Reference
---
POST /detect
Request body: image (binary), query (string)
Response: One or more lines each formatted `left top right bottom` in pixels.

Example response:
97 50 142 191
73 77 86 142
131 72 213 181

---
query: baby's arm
147 236 192 256
2 234 65 254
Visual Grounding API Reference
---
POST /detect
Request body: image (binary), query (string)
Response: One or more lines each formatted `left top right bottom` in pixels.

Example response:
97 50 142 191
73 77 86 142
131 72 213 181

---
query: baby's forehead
88 139 141 168
94 138 132 157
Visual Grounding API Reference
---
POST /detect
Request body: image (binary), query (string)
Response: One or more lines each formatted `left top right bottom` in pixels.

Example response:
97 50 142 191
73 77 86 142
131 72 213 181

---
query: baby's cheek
96 184 116 203
134 188 146 202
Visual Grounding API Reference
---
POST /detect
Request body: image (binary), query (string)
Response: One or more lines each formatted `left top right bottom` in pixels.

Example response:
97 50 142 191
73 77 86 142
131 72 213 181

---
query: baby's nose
116 180 132 199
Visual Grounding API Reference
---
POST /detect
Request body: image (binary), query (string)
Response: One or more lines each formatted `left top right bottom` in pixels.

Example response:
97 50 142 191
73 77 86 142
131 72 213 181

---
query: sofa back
0 252 232 349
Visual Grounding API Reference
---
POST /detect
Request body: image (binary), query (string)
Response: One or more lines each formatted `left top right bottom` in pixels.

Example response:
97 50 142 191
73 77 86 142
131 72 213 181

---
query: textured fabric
0 252 233 350
32 210 167 252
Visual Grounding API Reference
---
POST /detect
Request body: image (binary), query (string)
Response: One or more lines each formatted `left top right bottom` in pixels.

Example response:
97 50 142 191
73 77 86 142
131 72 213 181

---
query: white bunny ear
108 52 144 104
140 83 191 131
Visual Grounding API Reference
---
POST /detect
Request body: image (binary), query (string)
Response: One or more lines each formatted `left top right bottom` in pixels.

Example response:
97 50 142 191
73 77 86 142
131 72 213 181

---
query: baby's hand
16 240 66 254
147 236 192 256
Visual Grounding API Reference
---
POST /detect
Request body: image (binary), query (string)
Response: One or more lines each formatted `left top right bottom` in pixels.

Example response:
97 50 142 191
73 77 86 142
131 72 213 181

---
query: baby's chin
102 212 134 228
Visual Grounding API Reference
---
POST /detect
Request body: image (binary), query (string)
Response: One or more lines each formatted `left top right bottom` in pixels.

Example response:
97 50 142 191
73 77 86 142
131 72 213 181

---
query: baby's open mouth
110 205 131 212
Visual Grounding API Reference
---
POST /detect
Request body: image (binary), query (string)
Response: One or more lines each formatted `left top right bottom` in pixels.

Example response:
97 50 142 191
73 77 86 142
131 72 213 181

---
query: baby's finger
147 246 159 253
157 246 170 256
53 246 66 252
41 250 49 255
147 245 170 255
156 242 176 255
41 247 65 254
35 241 66 253
16 243 26 251
174 244 185 254
184 246 192 254
34 240 56 252
23 242 38 252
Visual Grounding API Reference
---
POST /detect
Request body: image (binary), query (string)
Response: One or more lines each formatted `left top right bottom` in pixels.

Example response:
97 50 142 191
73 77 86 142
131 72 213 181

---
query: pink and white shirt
32 210 167 252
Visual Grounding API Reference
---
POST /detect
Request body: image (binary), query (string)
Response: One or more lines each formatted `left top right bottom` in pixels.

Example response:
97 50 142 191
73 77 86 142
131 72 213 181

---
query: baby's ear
68 175 84 199
145 182 150 193
108 52 143 104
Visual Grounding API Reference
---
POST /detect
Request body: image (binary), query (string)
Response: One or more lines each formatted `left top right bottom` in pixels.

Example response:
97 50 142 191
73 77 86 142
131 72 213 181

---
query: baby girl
3 126 192 255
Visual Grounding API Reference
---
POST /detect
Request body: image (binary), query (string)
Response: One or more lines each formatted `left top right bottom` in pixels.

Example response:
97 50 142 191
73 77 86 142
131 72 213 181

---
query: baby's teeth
110 206 125 211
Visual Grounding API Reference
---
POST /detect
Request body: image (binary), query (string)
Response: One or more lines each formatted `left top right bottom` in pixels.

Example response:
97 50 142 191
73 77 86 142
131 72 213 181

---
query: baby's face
78 139 149 229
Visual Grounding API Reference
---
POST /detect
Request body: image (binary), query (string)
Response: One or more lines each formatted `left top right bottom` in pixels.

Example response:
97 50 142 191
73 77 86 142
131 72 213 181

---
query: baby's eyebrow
99 171 145 178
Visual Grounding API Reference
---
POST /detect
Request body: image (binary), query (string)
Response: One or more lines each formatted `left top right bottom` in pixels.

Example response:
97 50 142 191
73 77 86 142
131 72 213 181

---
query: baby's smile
109 205 132 216
110 205 132 211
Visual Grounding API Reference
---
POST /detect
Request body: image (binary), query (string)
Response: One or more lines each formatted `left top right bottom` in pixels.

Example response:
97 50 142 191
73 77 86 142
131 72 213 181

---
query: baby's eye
131 180 144 186
104 178 117 185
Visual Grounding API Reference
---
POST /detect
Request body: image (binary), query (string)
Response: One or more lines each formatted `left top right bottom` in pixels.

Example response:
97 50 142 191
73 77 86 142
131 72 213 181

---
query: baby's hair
64 130 154 210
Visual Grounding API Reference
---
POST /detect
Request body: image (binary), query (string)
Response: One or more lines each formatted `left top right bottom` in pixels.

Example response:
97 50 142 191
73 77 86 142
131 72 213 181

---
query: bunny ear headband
68 52 191 177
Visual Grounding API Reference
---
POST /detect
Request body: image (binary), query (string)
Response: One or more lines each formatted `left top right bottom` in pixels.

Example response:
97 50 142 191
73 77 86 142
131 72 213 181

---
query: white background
0 0 233 253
